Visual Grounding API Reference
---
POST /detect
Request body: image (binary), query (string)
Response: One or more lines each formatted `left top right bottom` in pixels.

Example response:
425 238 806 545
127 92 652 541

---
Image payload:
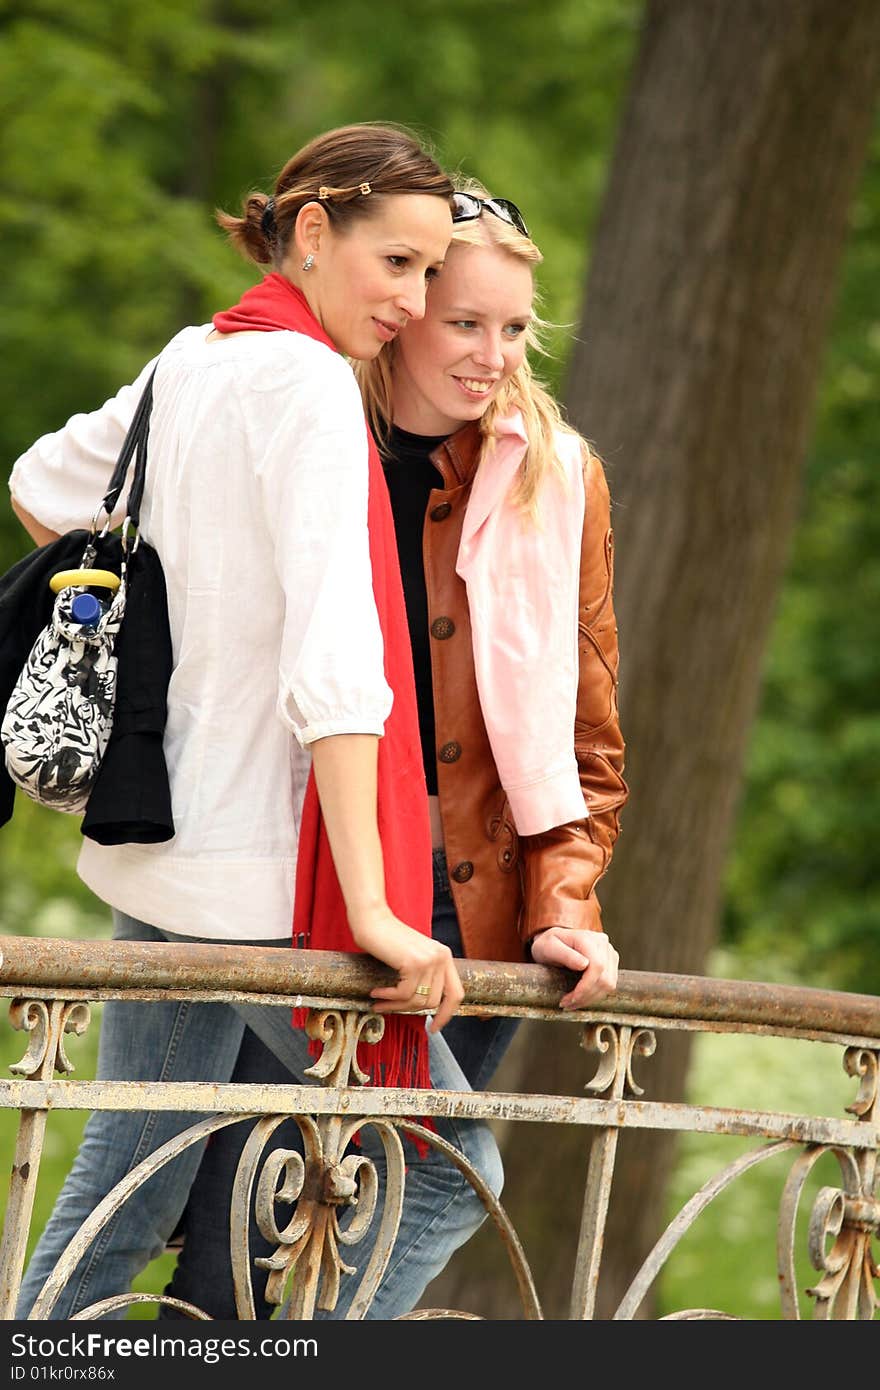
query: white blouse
8 325 392 940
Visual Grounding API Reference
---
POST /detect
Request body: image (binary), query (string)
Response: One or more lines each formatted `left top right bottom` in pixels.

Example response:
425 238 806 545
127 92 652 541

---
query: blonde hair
356 179 593 518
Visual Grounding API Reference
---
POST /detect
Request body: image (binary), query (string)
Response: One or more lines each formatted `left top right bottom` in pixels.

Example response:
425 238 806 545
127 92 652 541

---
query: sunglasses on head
451 192 530 238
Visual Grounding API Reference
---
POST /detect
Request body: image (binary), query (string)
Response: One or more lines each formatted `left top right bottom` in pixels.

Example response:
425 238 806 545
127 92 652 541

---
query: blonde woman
162 186 628 1320
361 187 626 1003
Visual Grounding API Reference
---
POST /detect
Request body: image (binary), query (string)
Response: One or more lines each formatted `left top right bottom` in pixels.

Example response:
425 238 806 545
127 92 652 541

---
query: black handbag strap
98 366 157 531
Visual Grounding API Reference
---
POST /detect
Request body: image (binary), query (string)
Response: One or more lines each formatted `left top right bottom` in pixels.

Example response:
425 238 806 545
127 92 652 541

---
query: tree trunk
428 0 880 1320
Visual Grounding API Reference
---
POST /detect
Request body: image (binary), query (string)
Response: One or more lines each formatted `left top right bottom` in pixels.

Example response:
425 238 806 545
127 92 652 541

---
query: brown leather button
430 616 455 640
430 502 452 521
451 861 474 883
438 741 462 763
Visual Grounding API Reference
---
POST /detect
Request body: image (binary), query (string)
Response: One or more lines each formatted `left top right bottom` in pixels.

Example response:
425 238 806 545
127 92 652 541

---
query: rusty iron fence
0 935 877 1320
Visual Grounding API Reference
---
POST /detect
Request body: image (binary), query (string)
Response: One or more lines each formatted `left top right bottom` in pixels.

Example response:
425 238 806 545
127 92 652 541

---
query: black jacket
0 531 174 843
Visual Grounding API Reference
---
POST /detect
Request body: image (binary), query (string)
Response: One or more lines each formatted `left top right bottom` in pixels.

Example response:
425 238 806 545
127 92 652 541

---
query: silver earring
302 253 315 272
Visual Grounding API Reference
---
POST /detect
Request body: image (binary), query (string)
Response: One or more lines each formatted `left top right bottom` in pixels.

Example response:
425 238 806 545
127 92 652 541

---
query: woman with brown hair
9 125 510 1320
161 182 627 1320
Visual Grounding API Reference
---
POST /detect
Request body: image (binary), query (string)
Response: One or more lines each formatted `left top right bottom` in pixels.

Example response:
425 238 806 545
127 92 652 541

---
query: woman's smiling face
390 241 534 434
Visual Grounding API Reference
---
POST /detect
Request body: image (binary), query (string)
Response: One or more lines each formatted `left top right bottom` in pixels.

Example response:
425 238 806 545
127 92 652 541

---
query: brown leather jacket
424 422 628 963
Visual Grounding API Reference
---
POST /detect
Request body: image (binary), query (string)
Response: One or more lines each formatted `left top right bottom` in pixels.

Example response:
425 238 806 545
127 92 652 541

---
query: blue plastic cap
71 593 103 625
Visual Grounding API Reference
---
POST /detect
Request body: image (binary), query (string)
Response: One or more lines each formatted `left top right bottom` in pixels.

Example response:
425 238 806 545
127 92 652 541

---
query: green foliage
658 965 858 1320
0 0 639 937
0 4 250 581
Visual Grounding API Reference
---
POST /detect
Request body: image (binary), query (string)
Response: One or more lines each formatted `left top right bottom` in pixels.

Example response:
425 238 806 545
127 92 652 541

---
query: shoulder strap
98 366 157 530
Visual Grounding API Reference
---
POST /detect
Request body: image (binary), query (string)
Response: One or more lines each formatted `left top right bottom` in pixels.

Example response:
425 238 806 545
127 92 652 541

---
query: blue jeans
17 852 516 1320
162 850 520 1319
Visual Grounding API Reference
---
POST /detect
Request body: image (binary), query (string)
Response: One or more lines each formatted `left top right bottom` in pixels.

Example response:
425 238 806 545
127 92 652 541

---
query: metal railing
0 935 877 1320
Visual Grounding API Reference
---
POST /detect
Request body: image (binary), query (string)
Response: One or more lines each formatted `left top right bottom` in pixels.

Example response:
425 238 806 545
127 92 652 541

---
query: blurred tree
430 0 880 1319
723 129 880 998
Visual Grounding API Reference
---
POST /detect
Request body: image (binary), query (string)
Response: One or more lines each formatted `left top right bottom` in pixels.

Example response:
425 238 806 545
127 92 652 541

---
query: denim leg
156 852 519 1321
163 1021 507 1322
324 852 512 1319
160 1028 302 1321
17 914 314 1322
315 1024 504 1321
16 918 249 1319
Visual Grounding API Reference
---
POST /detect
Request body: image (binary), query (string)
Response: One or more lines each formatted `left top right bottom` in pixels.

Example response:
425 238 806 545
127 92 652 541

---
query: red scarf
214 273 433 1090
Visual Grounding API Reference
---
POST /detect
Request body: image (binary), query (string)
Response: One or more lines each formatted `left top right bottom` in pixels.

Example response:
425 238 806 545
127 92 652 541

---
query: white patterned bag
1 581 127 813
1 365 155 816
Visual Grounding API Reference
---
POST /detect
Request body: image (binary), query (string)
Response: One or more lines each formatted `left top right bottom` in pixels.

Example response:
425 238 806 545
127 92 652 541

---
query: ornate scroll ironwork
0 938 877 1322
230 1011 542 1320
9 998 91 1079
844 1046 878 1119
0 996 93 1317
582 1020 657 1098
230 1108 407 1320
778 1145 879 1320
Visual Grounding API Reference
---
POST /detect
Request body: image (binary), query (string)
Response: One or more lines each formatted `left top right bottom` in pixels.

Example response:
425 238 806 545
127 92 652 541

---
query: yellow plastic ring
49 569 121 594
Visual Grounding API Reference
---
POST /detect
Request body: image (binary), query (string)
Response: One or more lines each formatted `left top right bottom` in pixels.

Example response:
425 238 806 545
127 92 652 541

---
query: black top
380 424 448 795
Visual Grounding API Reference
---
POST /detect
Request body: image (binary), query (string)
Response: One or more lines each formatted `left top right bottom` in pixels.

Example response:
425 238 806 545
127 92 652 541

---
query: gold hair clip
315 182 372 201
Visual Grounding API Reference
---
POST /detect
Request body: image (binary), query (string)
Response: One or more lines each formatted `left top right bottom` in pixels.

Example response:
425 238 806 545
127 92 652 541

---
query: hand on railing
351 908 464 1031
530 927 619 1009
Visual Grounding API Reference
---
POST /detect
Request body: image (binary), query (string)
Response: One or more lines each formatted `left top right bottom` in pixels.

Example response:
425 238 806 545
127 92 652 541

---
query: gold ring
414 985 431 997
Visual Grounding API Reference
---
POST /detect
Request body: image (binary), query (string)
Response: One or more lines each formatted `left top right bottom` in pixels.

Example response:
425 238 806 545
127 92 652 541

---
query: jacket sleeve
519 450 628 943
